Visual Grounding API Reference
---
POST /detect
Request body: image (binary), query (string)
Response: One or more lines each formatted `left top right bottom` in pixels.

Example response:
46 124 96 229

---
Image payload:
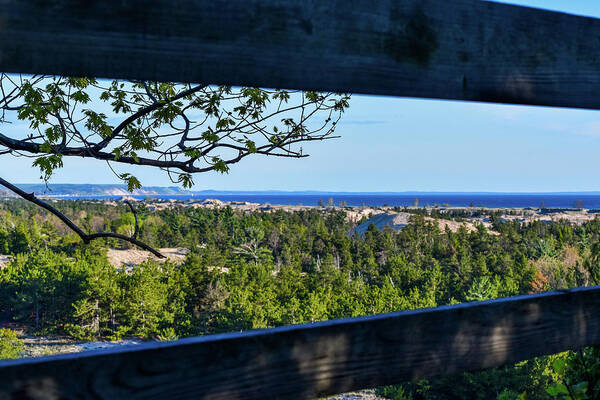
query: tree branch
93 84 207 151
0 177 165 258
0 77 349 194
0 131 327 174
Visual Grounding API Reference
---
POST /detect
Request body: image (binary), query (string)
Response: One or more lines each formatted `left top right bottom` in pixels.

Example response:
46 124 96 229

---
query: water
56 192 600 209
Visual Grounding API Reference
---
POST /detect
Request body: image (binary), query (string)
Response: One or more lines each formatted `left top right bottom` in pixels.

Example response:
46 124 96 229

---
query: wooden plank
0 0 600 109
2 286 600 400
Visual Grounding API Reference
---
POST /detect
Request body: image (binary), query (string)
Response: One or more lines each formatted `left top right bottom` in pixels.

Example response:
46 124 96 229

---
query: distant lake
55 193 600 209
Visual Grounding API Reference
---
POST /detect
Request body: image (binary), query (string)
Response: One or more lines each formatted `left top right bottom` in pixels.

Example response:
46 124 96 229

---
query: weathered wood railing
2 287 600 399
2 0 600 109
1 0 600 398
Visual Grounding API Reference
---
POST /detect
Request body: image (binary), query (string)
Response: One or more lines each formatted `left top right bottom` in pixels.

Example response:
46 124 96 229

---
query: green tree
66 251 121 339
0 328 24 360
465 276 498 302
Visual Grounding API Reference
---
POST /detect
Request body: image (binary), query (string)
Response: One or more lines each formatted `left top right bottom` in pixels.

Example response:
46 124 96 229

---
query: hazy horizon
2 0 600 193
9 182 600 195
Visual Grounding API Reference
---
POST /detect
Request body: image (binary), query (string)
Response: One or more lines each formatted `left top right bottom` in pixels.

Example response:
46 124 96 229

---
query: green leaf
553 359 568 375
32 154 63 181
245 140 257 153
177 173 194 189
70 90 90 103
184 148 202 159
211 157 229 173
571 381 588 399
127 176 141 192
201 129 219 143
119 173 141 192
40 142 52 153
546 383 569 397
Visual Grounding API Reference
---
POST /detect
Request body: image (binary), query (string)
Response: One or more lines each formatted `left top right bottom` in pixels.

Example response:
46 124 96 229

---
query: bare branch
0 176 165 258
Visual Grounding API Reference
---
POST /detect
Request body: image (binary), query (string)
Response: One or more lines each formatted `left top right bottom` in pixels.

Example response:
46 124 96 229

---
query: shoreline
2 189 600 212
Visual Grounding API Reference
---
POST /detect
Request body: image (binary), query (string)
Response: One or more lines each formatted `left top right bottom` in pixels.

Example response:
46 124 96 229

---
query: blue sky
4 0 600 192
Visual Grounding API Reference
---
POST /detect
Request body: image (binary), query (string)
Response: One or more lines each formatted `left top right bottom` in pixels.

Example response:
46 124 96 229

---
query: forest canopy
1 200 600 398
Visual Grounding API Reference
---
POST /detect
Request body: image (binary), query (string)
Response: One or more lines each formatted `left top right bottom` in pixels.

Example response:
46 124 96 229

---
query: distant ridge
0 184 190 197
1 185 600 197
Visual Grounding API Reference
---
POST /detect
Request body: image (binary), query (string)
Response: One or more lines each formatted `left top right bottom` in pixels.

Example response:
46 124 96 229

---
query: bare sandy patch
106 247 189 268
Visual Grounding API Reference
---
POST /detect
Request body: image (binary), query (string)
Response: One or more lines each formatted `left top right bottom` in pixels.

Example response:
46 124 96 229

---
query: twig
0 177 165 258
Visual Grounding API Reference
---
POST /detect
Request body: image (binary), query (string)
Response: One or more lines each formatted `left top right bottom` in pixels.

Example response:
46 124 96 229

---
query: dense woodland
1 199 600 399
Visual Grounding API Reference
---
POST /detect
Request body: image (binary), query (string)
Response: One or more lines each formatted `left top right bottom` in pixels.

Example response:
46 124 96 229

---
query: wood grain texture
0 0 600 108
2 286 600 399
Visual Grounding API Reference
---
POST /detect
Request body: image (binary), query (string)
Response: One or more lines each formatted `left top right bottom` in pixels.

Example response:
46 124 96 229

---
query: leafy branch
0 75 350 188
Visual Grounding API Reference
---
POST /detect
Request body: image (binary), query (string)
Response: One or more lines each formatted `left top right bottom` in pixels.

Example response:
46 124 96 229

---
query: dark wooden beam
0 0 600 109
2 286 600 399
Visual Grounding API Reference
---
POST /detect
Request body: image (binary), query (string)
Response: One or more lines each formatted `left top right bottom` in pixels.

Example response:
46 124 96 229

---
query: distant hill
0 184 191 197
